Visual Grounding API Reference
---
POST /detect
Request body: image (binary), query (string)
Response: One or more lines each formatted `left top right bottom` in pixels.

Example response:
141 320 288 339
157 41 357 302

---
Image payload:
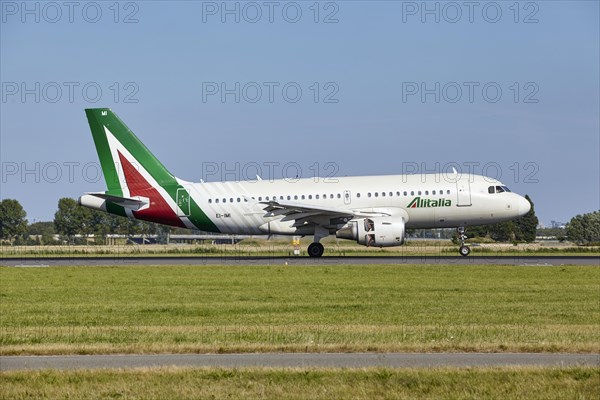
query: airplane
78 108 532 257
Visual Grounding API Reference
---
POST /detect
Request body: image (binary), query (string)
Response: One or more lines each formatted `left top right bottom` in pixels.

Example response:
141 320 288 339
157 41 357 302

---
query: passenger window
357 193 361 198
316 195 320 199
432 190 436 195
309 195 312 199
381 192 385 197
337 194 341 199
287 196 291 200
411 191 414 196
294 195 298 200
237 198 240 202
446 190 450 195
404 191 407 196
396 191 400 196
488 186 495 194
418 191 421 195
258 197 262 201
208 199 212 204
215 199 219 203
230 198 233 203
390 192 393 197
301 195 305 200
368 193 372 198
425 191 429 195
223 198 226 203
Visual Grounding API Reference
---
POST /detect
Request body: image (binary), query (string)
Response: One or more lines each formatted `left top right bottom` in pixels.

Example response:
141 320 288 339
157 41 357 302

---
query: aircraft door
455 177 472 207
343 190 351 205
176 187 191 217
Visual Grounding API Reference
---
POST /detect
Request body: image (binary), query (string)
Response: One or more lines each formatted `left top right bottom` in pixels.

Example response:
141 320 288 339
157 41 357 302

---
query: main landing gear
308 226 327 257
307 242 324 257
457 227 470 256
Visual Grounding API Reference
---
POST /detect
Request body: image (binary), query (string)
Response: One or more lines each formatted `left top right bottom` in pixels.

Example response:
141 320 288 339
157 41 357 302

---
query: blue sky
1 0 599 225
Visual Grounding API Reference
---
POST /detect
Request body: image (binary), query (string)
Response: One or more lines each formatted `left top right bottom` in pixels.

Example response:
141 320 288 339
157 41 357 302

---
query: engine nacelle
336 217 405 247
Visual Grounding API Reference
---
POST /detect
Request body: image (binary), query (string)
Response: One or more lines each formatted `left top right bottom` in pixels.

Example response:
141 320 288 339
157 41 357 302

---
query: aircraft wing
260 200 398 228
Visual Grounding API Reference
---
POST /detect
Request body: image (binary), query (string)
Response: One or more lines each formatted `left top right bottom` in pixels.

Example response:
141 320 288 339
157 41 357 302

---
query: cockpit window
490 185 512 194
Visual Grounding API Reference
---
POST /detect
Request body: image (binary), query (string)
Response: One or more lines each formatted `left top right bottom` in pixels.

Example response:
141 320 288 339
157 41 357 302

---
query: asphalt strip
1 353 599 371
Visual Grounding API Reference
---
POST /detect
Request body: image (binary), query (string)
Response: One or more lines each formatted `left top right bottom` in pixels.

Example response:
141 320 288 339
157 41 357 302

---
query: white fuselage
179 173 530 235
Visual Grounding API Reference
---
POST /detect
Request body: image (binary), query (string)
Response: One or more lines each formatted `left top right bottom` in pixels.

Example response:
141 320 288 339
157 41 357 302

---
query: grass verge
2 241 599 258
1 367 598 399
1 264 598 355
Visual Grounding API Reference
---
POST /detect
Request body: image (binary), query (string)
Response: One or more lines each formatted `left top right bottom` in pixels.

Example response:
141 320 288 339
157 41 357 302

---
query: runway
0 255 598 267
1 353 598 371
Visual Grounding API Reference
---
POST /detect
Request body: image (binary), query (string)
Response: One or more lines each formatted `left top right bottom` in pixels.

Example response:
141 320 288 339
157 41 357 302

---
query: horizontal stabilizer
86 192 149 210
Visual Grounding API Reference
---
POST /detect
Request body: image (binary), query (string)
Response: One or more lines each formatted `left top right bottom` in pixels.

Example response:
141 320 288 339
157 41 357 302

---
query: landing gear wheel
456 227 470 256
307 242 324 257
459 245 471 257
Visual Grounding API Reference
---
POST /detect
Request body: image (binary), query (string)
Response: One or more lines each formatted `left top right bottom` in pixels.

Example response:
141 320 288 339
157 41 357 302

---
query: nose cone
517 196 531 216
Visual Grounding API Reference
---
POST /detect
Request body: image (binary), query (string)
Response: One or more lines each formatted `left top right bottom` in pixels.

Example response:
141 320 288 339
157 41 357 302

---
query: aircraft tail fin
83 108 218 231
85 108 179 195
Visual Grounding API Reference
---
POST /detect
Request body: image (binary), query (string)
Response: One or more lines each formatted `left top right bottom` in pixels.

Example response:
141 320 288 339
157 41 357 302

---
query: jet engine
336 217 405 247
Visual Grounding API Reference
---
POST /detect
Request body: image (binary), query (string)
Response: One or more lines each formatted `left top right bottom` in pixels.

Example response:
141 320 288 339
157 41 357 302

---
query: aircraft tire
308 242 324 257
459 245 471 256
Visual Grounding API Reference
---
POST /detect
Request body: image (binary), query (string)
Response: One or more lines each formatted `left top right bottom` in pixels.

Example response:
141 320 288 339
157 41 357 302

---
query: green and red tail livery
83 108 218 231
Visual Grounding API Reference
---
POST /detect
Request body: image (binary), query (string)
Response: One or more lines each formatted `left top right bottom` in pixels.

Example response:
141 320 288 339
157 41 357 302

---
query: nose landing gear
457 227 470 256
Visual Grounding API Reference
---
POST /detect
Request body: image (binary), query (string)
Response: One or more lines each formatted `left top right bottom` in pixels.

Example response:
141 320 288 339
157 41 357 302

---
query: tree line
0 198 169 245
564 211 600 245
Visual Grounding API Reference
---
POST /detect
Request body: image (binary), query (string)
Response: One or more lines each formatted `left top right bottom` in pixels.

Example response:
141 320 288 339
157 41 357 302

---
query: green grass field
1 264 598 355
1 367 598 399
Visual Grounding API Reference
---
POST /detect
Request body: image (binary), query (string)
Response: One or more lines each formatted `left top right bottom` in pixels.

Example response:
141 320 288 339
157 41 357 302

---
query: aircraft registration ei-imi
78 109 532 257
